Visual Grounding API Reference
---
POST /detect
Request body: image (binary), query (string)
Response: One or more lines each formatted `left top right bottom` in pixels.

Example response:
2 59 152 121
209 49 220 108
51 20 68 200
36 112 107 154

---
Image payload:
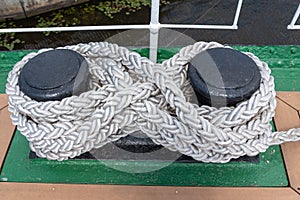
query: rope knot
6 41 298 163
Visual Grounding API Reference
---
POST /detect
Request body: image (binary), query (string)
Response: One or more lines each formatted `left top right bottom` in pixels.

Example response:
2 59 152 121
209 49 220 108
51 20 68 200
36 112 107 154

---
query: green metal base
1 45 300 186
0 130 288 186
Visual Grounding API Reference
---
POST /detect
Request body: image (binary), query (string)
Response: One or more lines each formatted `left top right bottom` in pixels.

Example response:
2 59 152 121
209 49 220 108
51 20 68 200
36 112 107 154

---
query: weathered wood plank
275 93 300 194
277 92 300 111
0 94 8 110
0 0 89 20
0 182 299 200
0 0 25 19
0 94 15 172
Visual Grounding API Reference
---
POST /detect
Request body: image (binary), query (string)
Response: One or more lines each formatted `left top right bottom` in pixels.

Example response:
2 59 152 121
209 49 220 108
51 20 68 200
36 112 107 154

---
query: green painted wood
0 50 34 93
1 45 299 186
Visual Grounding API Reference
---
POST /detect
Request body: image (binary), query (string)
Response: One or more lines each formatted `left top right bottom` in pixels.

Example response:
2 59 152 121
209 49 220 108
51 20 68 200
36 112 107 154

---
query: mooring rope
6 41 300 163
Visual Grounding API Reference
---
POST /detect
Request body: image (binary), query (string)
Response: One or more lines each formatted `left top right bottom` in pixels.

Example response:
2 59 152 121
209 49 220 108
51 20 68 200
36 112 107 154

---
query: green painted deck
1 45 300 186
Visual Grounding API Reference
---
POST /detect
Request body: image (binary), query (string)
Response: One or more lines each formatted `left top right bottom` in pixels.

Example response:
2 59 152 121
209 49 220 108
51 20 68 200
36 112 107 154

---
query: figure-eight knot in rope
6 41 300 163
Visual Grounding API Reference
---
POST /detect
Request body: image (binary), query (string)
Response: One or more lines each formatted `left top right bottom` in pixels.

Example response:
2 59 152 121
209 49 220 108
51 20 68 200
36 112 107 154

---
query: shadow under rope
29 135 260 163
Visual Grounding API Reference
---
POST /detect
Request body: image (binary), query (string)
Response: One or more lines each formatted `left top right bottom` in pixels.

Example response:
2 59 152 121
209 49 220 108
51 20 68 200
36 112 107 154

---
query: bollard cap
19 49 89 101
188 47 261 107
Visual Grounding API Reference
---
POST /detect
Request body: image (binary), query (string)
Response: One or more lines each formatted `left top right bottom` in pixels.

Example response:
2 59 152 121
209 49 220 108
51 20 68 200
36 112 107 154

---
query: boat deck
0 46 300 199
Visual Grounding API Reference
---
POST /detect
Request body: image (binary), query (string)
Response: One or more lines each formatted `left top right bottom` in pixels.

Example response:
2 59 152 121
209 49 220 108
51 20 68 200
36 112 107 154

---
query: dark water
6 0 300 50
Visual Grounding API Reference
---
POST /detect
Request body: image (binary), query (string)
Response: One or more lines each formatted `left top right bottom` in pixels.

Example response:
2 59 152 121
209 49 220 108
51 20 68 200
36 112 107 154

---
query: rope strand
6 41 300 163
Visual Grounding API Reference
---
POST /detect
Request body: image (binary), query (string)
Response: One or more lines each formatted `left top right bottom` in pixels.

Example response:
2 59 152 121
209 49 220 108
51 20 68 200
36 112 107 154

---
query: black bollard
188 48 261 107
19 49 161 157
24 47 261 162
19 49 89 101
188 47 262 162
18 49 95 159
114 48 261 158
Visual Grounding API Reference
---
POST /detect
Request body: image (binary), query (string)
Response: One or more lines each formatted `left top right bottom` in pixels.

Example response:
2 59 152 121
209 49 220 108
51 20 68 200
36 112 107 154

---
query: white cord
6 41 300 163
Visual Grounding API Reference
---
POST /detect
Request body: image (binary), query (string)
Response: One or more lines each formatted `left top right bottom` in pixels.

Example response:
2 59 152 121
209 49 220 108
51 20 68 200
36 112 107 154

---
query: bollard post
19 49 90 101
188 48 261 107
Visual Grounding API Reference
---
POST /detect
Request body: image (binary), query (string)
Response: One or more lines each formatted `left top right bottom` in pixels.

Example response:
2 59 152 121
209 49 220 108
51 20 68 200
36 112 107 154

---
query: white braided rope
6 41 300 163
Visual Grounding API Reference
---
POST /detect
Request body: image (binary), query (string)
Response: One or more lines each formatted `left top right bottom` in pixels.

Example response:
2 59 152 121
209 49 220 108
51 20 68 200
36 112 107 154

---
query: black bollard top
188 47 261 107
19 49 89 101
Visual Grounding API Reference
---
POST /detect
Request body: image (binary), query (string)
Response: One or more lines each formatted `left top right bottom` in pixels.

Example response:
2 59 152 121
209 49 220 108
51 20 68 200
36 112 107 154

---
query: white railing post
0 0 244 56
149 0 160 63
232 0 243 29
288 4 300 29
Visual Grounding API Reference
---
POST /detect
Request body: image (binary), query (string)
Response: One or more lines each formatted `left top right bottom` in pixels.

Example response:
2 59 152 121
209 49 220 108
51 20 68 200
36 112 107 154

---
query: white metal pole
232 0 243 29
288 4 300 29
0 23 242 33
149 0 160 63
0 25 150 33
0 0 245 53
161 24 236 29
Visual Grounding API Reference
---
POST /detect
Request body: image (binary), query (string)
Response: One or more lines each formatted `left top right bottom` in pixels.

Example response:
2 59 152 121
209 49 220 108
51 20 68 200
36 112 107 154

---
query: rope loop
6 41 300 163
